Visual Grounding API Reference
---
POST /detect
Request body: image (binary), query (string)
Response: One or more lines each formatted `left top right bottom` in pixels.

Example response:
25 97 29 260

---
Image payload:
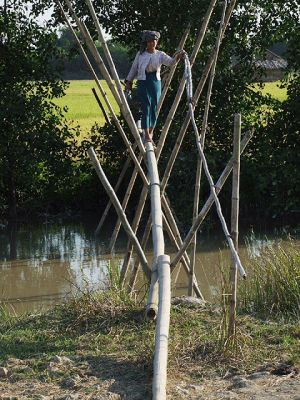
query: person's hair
139 42 147 54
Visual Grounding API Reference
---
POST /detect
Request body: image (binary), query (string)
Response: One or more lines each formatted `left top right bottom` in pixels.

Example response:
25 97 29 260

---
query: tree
0 2 79 256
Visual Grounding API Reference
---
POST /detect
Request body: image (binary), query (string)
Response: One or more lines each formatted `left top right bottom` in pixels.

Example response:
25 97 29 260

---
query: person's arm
126 52 139 89
160 50 184 66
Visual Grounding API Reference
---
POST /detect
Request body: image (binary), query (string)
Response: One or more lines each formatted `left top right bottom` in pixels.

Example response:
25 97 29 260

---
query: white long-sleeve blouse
126 50 175 81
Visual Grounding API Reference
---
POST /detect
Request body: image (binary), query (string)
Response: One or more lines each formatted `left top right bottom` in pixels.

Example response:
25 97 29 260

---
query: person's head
140 30 160 53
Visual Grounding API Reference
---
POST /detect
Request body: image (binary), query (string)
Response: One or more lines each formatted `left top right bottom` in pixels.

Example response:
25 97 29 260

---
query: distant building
254 50 287 82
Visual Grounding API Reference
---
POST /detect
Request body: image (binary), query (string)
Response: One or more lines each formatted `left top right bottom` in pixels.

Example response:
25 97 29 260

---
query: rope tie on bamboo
183 52 247 279
150 183 161 187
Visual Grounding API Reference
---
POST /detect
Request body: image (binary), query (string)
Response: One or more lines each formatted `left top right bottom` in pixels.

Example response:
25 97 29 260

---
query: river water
0 221 296 314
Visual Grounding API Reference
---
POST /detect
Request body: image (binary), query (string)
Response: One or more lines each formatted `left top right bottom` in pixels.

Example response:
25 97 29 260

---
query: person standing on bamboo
125 30 183 144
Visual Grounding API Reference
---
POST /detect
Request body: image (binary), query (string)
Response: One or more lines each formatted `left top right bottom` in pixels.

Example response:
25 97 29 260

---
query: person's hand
175 50 185 61
125 81 132 91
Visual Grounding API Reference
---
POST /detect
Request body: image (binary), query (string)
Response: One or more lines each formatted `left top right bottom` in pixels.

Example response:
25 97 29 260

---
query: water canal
0 221 298 314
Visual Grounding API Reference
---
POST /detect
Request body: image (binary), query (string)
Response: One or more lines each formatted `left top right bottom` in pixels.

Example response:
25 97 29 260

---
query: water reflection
0 222 296 314
0 223 118 313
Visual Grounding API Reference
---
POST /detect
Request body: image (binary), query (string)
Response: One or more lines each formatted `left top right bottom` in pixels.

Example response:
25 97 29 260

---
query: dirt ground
0 355 299 400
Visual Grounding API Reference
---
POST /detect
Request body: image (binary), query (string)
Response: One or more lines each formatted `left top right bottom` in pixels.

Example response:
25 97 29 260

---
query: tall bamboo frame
57 2 251 399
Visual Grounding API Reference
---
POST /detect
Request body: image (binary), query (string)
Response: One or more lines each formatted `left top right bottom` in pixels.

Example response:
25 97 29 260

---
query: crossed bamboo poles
57 0 249 302
56 1 253 398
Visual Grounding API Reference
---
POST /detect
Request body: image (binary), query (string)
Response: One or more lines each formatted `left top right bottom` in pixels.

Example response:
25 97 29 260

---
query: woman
125 30 183 144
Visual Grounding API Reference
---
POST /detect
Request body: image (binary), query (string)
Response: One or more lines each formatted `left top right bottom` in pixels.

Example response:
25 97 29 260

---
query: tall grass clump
239 239 300 320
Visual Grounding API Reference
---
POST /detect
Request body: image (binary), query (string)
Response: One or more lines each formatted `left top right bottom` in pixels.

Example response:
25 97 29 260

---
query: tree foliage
0 2 79 224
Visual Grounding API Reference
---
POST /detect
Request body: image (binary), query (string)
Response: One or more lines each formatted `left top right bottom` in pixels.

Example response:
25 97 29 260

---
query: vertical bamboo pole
87 147 150 280
170 130 253 269
152 254 171 400
84 0 146 155
228 113 241 337
108 154 142 253
188 161 201 296
188 0 227 296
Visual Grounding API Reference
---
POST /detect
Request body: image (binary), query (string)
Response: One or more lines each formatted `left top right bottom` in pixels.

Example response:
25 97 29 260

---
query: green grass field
54 80 287 136
53 80 119 136
252 81 287 102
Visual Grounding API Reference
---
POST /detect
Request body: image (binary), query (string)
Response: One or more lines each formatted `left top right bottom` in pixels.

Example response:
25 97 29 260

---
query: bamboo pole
61 0 147 182
95 153 132 236
170 130 253 269
157 24 191 115
188 160 201 296
156 0 217 156
119 184 149 282
91 87 110 124
87 147 151 280
108 154 143 253
56 0 112 121
145 141 165 319
84 0 146 155
228 113 241 338
63 0 122 105
188 0 227 296
152 254 171 400
128 216 152 291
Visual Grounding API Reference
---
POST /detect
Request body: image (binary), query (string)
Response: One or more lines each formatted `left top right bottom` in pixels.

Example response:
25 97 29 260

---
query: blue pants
138 72 161 129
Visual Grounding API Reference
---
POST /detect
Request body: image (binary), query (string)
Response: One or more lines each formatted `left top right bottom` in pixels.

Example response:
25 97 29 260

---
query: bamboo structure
228 113 241 337
58 2 253 398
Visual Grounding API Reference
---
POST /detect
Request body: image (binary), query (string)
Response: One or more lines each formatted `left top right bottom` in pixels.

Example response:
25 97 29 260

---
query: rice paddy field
54 80 287 137
53 80 119 138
